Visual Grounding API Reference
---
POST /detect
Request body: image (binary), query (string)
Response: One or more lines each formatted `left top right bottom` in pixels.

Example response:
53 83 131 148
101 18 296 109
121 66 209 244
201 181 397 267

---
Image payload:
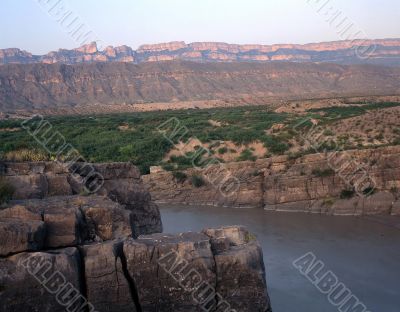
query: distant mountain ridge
1 61 400 115
1 38 400 66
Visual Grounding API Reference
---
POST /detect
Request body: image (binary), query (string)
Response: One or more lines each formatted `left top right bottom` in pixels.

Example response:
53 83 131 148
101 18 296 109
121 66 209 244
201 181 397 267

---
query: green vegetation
0 177 15 205
312 168 335 177
263 135 290 154
237 149 257 162
308 102 400 119
340 189 356 199
217 147 228 154
244 232 257 242
1 102 399 174
191 175 205 187
362 187 376 196
172 171 187 184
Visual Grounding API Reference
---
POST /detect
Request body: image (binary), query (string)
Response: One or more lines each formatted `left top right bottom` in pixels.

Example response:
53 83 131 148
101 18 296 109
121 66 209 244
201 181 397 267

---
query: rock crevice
0 162 272 311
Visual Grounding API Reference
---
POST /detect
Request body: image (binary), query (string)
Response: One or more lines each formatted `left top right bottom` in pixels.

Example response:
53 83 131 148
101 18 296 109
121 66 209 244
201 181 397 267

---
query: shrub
312 168 335 177
237 149 257 162
172 171 187 184
0 177 15 205
323 129 335 136
392 137 400 145
252 170 261 177
340 189 355 199
161 163 175 172
263 135 289 155
218 147 228 155
362 187 376 196
191 175 205 188
244 232 257 242
322 197 335 207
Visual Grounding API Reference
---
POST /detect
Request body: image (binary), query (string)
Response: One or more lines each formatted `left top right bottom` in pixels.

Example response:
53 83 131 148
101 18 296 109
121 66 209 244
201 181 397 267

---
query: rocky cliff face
0 161 272 311
2 61 400 114
0 198 271 311
1 161 162 236
143 146 400 216
2 39 400 66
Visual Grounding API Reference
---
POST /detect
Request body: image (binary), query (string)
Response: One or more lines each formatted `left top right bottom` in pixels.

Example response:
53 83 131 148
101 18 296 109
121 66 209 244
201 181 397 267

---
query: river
160 205 400 312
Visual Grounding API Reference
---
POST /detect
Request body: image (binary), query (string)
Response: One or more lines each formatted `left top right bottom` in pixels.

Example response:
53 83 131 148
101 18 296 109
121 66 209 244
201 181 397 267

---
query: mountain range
1 61 400 116
1 39 400 66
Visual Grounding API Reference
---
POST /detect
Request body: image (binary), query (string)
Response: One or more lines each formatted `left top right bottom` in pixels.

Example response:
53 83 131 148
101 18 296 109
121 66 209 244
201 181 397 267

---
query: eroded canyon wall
143 146 400 216
2 39 400 66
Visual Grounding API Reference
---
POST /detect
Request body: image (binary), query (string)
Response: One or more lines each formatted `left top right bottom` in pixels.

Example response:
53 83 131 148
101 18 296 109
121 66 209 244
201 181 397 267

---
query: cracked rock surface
0 162 272 311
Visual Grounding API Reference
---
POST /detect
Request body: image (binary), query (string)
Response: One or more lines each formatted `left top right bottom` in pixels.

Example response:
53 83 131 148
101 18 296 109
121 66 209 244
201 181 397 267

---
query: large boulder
203 226 272 312
2 195 135 248
0 248 83 312
123 232 217 312
81 240 137 312
2 161 163 236
0 219 45 256
0 221 271 312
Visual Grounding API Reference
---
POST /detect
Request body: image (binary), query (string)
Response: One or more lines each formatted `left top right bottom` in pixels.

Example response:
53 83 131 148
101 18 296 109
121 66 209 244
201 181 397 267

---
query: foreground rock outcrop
0 161 272 311
0 195 271 311
1 161 162 236
144 146 400 216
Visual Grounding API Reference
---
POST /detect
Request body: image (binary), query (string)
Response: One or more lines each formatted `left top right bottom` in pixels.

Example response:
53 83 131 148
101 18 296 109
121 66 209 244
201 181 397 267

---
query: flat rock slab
0 219 45 256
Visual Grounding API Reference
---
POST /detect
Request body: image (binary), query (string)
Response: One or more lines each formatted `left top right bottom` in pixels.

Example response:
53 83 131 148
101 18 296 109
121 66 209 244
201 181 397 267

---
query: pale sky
1 0 399 54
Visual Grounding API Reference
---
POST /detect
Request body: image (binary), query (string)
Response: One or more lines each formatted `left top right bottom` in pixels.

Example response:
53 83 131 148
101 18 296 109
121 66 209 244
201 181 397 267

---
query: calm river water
160 205 400 312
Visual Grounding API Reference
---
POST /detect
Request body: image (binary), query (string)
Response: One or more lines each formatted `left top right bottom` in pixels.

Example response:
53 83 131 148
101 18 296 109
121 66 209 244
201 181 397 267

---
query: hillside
1 61 400 115
1 103 400 174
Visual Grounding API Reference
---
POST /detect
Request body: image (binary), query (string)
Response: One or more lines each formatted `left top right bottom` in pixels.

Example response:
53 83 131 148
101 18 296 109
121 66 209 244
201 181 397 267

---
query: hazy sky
1 0 399 54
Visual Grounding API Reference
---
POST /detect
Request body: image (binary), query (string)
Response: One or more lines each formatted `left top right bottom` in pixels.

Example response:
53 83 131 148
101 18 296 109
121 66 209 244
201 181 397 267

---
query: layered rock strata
0 195 271 311
143 146 400 215
0 161 272 311
2 39 400 66
2 61 400 115
1 161 162 236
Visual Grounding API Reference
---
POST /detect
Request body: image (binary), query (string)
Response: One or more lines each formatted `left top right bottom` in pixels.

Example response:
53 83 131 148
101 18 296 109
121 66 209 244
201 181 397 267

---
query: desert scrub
0 177 15 205
161 163 175 172
340 188 356 199
263 135 289 155
362 186 376 196
322 197 335 207
245 232 257 242
237 149 257 162
312 168 335 177
191 175 205 188
3 149 49 162
217 147 228 155
172 171 187 184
